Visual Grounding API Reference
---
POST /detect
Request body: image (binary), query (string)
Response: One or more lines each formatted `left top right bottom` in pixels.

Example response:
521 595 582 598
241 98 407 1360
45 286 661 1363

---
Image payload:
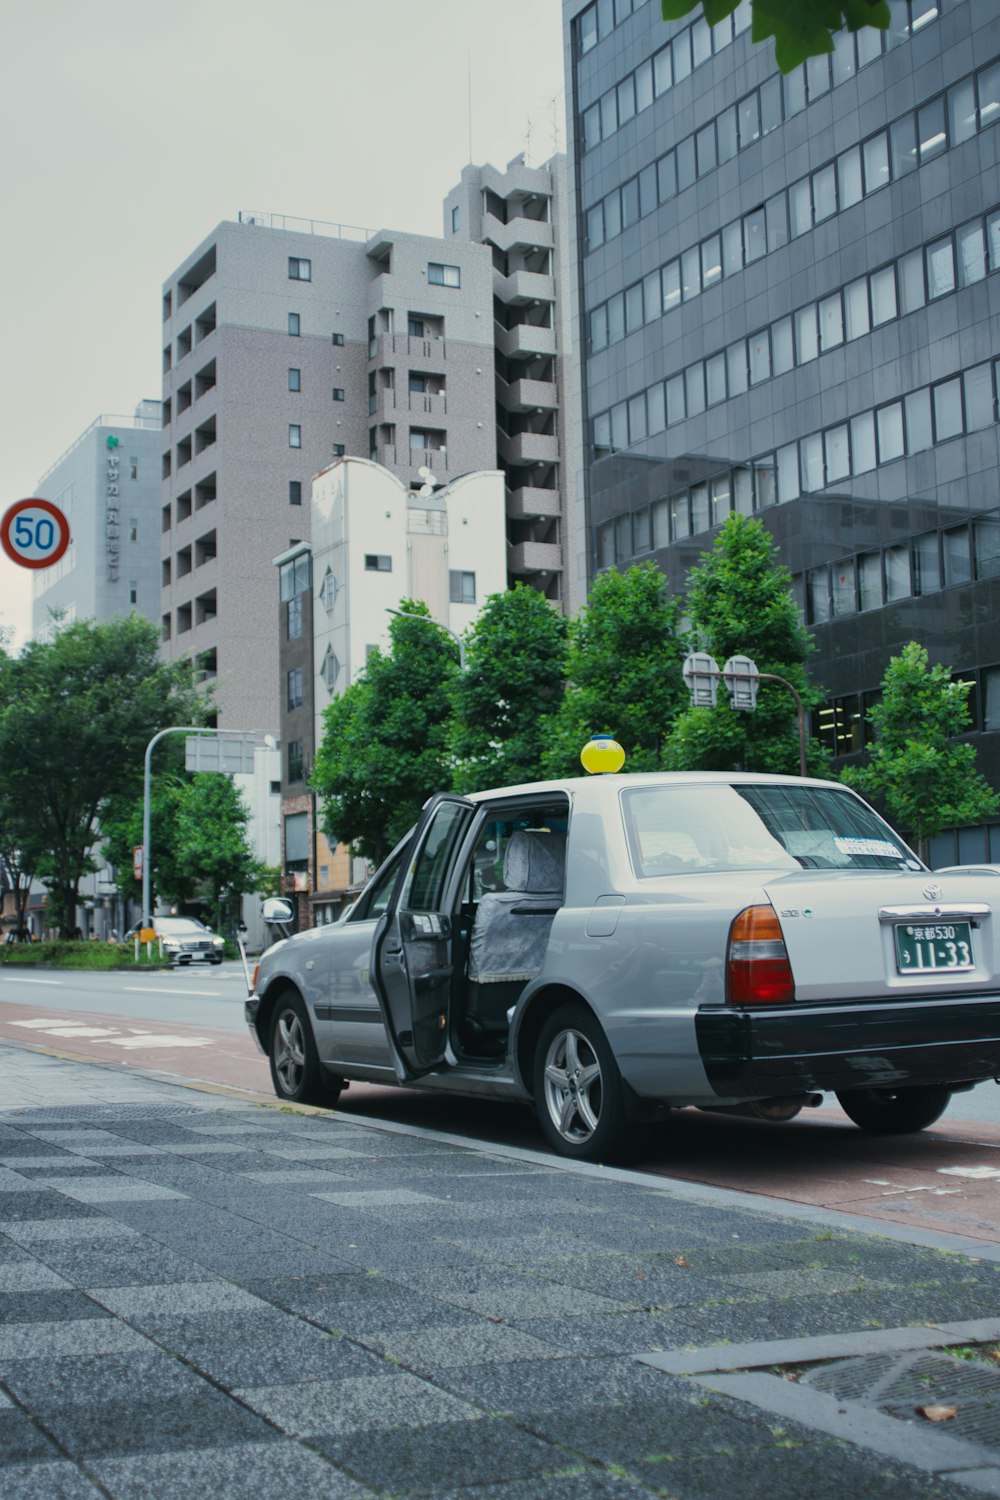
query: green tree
542 562 685 777
103 770 264 930
0 616 206 937
662 0 889 74
173 774 264 931
665 513 828 775
0 630 43 934
841 641 999 862
449 585 568 793
312 600 460 864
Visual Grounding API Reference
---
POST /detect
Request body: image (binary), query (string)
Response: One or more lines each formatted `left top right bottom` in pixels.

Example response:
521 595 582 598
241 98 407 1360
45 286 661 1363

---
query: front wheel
533 1004 627 1162
268 992 343 1108
836 1085 951 1135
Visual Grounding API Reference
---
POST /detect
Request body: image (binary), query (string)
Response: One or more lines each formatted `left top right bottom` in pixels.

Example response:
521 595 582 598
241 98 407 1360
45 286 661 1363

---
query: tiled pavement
3 1042 1000 1498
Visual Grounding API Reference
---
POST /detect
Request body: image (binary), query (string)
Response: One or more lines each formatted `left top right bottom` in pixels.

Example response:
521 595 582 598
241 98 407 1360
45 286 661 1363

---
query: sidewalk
2 1039 1000 1499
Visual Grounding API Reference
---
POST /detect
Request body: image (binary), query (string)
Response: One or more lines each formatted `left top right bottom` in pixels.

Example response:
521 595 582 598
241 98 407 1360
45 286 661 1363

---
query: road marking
8 1018 78 1029
0 977 63 985
26 1026 118 1038
5 1016 210 1051
104 1035 210 1050
938 1164 1000 1180
123 986 221 997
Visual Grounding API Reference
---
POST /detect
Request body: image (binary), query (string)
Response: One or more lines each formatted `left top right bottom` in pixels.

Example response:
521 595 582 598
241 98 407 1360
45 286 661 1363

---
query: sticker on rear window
833 836 901 858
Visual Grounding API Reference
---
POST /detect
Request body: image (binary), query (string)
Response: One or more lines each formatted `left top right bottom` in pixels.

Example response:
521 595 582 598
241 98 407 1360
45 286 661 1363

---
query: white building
276 457 507 925
32 402 161 639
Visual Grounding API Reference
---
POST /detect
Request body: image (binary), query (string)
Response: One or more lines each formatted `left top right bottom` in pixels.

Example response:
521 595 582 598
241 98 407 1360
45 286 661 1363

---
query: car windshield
622 782 921 877
155 918 208 935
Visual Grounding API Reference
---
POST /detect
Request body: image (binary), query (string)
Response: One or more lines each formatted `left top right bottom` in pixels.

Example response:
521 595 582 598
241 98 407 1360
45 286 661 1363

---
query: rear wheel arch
514 985 602 1094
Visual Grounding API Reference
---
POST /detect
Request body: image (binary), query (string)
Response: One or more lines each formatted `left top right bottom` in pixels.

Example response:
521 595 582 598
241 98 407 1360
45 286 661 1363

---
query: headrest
503 829 566 893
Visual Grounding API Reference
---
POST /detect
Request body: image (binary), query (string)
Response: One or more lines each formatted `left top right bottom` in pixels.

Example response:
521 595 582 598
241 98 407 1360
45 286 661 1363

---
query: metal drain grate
801 1352 899 1401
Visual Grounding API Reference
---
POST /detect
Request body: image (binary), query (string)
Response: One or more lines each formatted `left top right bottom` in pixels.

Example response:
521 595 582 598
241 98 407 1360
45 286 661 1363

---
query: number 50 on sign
1 499 72 570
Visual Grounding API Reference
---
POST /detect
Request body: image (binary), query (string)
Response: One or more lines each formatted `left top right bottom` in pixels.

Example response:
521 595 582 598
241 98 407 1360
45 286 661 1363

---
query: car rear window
621 783 919 877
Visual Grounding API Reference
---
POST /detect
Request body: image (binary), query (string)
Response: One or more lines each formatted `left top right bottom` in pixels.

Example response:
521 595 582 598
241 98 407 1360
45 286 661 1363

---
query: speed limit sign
1 498 71 570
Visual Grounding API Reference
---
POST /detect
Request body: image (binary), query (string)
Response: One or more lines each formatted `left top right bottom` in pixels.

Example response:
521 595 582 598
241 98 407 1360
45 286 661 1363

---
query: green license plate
894 921 973 975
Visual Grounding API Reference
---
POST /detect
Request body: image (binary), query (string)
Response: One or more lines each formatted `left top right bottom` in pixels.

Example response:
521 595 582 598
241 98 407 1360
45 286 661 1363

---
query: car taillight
727 904 795 1005
251 962 260 993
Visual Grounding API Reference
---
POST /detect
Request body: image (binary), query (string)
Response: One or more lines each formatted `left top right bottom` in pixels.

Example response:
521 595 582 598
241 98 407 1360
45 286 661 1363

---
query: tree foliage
543 562 686 776
840 641 999 861
449 585 568 793
312 601 460 864
665 514 828 775
662 0 890 74
102 770 265 930
0 616 206 937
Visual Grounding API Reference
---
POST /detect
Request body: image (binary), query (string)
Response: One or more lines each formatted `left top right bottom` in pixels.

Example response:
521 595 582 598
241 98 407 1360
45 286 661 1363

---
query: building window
428 262 460 288
287 739 304 783
284 810 308 871
128 582 138 605
288 368 301 392
287 596 303 640
128 518 138 542
129 458 138 479
289 480 302 506
321 645 341 691
451 204 460 233
332 387 345 401
364 554 391 572
288 257 311 281
288 312 300 336
287 667 304 711
332 443 345 456
449 570 476 604
331 331 344 345
320 567 338 611
288 424 301 448
279 552 310 601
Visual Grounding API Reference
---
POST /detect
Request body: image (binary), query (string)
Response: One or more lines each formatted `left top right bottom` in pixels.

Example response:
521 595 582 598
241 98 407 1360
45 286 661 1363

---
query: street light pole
385 607 467 671
141 726 213 928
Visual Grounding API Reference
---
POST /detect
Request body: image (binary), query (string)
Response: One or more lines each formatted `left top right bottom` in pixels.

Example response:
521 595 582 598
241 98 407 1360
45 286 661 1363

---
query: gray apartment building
565 0 1000 861
444 154 586 610
32 402 161 639
159 216 496 733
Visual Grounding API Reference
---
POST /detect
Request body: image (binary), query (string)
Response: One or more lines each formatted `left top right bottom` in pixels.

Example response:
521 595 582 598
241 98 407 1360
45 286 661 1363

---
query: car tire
835 1085 951 1134
533 1004 627 1162
268 991 343 1108
209 957 223 966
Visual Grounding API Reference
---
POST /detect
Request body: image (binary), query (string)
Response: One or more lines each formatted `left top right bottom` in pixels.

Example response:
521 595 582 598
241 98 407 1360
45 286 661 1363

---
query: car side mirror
262 897 294 924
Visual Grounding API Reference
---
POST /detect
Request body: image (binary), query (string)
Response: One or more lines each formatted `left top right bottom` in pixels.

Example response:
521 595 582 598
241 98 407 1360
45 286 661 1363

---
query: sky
0 0 565 649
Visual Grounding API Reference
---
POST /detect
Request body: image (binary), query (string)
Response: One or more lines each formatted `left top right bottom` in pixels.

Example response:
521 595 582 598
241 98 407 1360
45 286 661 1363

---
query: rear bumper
696 993 1000 1097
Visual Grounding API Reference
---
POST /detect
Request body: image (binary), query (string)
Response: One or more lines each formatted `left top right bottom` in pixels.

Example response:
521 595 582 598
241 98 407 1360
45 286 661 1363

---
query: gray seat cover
468 830 565 984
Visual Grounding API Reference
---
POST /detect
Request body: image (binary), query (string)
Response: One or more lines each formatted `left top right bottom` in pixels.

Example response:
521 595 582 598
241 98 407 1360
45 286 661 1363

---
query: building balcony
508 540 563 576
483 213 554 253
497 375 558 413
479 161 554 202
407 392 448 417
506 485 561 521
497 430 559 467
492 268 555 306
376 332 448 362
495 322 556 361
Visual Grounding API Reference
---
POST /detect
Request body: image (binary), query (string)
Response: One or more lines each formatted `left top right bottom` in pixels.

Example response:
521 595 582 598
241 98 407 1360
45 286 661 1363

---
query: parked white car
246 773 1000 1160
127 916 225 966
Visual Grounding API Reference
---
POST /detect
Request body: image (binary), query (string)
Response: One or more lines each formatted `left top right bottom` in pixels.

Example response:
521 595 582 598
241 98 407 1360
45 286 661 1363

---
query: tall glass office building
564 0 1000 860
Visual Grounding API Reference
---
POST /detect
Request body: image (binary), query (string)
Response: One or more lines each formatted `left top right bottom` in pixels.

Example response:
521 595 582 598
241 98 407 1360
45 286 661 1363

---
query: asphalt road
3 959 1000 1125
2 959 1000 1247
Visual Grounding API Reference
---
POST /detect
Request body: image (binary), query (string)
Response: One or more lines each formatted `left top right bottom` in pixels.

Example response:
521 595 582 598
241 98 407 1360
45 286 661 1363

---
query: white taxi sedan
246 773 1000 1161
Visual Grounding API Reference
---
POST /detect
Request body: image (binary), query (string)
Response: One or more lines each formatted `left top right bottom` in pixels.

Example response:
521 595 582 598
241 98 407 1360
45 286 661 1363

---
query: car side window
351 849 405 921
